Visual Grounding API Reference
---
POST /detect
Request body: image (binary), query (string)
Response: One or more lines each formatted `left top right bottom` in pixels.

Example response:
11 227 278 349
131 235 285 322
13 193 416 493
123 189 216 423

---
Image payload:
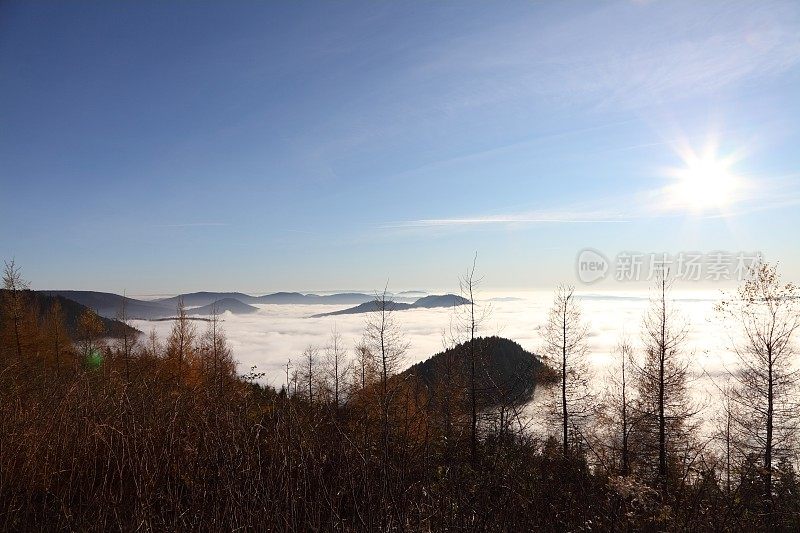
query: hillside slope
2 290 140 339
402 336 556 408
39 290 174 320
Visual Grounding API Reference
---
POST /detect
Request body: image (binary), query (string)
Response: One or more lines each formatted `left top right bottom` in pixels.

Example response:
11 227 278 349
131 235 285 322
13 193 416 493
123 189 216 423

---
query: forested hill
1 290 139 339
402 336 557 408
40 290 174 320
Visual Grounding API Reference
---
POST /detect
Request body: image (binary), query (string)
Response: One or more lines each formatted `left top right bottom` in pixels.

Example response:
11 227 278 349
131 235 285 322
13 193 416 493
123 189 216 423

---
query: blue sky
2 0 800 294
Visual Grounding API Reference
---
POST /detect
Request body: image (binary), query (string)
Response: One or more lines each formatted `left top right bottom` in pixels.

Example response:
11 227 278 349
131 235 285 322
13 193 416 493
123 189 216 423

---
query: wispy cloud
390 174 800 230
409 1 800 112
387 212 629 229
153 222 229 228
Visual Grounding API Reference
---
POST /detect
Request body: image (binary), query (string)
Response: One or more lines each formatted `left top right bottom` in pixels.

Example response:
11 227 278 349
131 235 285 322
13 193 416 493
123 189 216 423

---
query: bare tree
201 303 232 396
540 284 593 457
716 261 800 520
44 299 68 376
323 326 350 409
634 268 694 492
300 345 320 406
145 327 161 359
365 288 408 392
2 259 30 362
436 323 468 461
365 287 408 416
351 340 378 393
711 382 739 496
601 336 636 476
166 298 195 380
455 254 487 467
284 358 292 397
116 293 137 381
364 285 409 504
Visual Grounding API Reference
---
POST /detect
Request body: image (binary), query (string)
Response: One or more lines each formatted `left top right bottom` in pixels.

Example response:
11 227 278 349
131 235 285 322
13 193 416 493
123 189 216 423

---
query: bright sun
665 146 741 213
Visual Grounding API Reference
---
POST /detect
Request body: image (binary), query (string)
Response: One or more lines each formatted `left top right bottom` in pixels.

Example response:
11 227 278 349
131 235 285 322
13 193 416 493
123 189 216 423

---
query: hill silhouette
158 291 390 306
311 294 469 317
2 290 139 339
189 298 258 315
40 290 174 320
402 336 556 408
155 292 258 307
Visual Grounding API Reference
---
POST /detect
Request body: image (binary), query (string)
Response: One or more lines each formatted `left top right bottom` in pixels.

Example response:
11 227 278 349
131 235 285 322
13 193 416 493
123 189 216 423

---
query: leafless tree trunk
166 297 195 381
324 326 349 409
717 261 800 522
636 268 692 493
147 327 161 358
116 293 136 382
202 303 231 396
365 287 408 459
301 345 319 407
452 254 488 467
607 337 634 476
364 286 408 523
540 284 592 457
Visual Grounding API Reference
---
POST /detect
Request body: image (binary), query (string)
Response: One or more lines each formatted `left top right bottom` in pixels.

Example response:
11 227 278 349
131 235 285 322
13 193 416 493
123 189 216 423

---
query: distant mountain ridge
155 291 419 308
38 290 421 320
311 294 470 318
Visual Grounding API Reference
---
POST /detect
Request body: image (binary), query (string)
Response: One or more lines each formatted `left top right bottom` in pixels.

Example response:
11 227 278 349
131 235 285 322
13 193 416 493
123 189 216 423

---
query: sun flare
665 144 742 213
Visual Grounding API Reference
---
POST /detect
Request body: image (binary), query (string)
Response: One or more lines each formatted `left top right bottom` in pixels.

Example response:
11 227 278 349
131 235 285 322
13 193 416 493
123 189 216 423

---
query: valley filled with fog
131 288 734 408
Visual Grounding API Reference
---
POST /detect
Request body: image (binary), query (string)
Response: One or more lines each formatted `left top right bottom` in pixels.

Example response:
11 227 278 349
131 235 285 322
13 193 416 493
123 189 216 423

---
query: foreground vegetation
2 260 800 531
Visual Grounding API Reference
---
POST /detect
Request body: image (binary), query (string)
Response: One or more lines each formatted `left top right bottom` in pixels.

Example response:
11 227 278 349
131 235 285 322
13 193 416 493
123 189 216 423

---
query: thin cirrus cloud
389 212 629 229
390 177 800 230
410 1 800 113
152 222 230 228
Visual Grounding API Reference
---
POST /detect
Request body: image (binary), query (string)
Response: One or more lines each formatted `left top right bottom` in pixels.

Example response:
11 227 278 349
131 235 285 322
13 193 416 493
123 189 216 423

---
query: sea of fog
130 290 737 415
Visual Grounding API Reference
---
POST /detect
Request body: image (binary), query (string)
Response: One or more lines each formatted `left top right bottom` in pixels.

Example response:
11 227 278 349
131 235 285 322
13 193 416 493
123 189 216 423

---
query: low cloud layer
131 289 732 394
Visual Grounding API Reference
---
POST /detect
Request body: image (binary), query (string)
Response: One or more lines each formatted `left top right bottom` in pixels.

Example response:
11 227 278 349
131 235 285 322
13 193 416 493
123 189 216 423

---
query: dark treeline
2 259 800 531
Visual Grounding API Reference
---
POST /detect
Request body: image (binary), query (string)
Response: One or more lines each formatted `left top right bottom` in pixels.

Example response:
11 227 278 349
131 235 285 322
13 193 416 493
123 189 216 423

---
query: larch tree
634 268 694 493
351 340 378 393
540 284 593 457
115 293 137 381
44 299 69 376
145 327 161 359
453 254 488 467
323 326 349 409
716 261 800 521
364 286 409 491
77 307 105 364
2 259 30 362
201 303 232 396
300 345 319 407
166 298 195 381
351 340 378 454
602 336 636 476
